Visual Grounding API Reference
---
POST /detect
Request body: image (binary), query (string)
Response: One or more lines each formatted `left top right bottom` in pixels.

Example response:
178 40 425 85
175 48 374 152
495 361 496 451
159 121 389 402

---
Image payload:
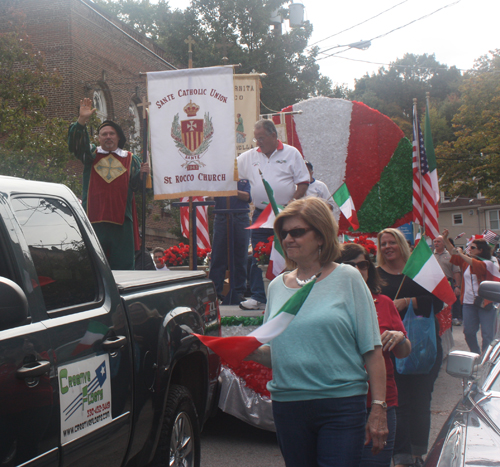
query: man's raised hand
77 98 96 126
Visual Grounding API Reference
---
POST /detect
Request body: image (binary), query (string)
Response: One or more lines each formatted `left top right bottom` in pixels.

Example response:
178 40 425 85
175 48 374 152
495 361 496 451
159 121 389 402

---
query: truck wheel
155 385 200 467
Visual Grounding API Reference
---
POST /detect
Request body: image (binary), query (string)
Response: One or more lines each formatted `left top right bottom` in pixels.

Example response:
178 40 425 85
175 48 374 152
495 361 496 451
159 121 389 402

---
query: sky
161 0 500 89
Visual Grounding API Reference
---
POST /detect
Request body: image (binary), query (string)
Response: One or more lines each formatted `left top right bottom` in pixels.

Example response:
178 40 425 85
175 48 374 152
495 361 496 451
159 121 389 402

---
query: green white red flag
195 277 317 367
333 183 359 230
72 321 109 355
247 203 275 229
402 240 456 305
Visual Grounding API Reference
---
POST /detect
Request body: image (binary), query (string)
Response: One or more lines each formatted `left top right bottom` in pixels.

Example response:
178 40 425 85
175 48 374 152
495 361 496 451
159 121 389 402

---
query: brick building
0 0 181 250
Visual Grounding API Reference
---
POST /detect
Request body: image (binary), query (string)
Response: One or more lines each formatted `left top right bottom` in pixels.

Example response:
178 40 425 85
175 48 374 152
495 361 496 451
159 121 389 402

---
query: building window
452 213 463 225
488 210 500 230
440 192 451 203
93 90 108 122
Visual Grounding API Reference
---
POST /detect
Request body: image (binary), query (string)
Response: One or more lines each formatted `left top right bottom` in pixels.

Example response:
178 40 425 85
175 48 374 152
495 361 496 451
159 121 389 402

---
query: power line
308 0 409 48
317 0 462 57
317 54 466 74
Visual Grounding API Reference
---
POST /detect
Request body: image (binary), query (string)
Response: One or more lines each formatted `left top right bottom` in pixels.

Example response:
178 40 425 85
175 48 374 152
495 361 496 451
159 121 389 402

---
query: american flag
180 197 211 249
483 229 500 246
412 102 439 239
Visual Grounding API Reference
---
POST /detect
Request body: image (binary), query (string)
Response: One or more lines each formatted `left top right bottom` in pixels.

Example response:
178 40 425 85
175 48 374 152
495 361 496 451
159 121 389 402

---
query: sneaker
452 318 462 326
239 298 266 310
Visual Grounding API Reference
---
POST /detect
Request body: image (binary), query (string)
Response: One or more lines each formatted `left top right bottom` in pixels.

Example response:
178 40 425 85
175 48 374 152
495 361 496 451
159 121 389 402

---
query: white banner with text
148 67 238 199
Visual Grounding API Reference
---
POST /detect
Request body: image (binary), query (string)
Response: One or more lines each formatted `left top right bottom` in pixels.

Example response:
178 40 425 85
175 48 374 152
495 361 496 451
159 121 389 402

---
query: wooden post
139 95 151 269
184 35 196 70
185 35 196 269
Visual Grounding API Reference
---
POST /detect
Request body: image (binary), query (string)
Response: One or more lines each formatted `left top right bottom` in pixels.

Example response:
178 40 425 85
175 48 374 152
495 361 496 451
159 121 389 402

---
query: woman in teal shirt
248 198 388 467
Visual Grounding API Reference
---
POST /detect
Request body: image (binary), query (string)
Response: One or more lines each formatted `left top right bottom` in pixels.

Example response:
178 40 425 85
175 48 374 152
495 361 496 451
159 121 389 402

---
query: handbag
396 300 437 375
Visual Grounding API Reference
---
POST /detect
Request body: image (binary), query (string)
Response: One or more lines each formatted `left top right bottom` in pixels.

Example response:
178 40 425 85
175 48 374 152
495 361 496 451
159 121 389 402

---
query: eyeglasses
280 227 314 239
470 246 478 250
344 260 370 271
252 137 267 143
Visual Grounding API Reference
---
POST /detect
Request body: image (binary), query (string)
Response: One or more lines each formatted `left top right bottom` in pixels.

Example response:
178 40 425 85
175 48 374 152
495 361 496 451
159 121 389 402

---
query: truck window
11 197 98 311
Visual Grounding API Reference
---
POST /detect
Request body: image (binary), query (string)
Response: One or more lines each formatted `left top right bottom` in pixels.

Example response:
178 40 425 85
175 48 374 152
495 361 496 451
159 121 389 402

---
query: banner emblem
171 100 214 170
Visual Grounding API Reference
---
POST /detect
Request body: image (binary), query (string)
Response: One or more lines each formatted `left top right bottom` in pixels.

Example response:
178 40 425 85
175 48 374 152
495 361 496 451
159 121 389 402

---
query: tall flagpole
138 95 151 269
413 98 426 238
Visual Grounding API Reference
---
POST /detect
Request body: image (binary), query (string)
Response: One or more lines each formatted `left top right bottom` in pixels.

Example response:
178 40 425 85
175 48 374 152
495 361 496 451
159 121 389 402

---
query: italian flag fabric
260 177 286 280
425 97 440 205
195 277 316 367
477 257 500 282
72 321 109 355
333 183 359 230
402 240 456 306
247 203 276 229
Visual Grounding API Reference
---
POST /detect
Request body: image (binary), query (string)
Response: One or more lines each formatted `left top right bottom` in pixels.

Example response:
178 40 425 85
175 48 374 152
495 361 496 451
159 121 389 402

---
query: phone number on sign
87 401 110 418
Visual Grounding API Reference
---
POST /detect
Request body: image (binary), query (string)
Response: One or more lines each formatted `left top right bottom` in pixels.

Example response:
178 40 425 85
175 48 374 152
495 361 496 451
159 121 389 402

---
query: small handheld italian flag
259 174 286 280
402 240 456 306
194 276 316 367
333 183 359 230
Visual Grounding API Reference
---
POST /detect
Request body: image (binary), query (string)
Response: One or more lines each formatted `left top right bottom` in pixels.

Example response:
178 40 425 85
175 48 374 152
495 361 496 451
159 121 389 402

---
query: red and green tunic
68 122 142 262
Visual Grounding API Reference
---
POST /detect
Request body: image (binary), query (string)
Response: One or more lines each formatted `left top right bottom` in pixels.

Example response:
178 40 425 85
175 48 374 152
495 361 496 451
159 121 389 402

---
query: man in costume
237 119 309 310
304 160 334 210
68 98 149 270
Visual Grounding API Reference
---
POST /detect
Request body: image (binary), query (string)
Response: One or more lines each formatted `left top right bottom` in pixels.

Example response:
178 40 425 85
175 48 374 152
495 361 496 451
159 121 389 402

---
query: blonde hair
274 197 340 270
376 228 411 266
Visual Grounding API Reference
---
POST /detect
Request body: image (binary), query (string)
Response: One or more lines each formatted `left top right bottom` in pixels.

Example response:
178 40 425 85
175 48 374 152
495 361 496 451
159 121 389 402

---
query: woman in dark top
376 228 443 467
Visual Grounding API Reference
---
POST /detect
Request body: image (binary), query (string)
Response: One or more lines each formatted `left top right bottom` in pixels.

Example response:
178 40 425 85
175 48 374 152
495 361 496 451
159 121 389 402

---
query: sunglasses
344 260 370 271
470 246 478 250
280 227 314 239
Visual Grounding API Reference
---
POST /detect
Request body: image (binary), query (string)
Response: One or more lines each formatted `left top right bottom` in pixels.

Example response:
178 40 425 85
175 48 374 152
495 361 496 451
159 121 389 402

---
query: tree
350 53 463 142
436 50 500 202
0 25 77 192
93 0 334 112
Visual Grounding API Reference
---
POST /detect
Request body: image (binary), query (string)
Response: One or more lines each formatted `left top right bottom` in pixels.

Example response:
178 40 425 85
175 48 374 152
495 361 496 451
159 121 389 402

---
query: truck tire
154 385 200 467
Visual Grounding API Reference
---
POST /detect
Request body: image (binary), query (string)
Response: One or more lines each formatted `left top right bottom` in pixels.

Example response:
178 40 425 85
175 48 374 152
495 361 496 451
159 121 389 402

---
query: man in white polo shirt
237 119 310 310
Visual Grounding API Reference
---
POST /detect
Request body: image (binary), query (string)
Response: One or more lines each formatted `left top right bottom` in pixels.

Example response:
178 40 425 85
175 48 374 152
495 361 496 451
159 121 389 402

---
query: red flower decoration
222 359 272 398
161 244 211 267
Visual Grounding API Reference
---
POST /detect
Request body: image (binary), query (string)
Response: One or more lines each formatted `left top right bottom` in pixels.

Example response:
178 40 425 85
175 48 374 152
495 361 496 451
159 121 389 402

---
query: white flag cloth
147 67 237 199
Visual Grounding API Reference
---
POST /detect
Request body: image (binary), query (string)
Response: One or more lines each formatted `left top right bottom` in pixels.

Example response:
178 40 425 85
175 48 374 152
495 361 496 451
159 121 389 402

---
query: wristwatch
371 400 388 409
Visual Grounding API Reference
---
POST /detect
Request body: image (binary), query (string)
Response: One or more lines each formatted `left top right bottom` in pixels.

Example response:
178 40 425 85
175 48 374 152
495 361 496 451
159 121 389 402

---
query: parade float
218 96 415 431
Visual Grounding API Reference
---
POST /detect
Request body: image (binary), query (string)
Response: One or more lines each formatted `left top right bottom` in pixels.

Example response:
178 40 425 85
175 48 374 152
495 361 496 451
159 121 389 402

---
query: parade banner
234 74 261 157
148 67 237 199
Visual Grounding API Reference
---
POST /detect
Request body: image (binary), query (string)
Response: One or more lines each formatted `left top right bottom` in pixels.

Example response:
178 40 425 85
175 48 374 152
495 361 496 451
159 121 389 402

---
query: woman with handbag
340 243 411 467
442 229 497 354
376 228 443 467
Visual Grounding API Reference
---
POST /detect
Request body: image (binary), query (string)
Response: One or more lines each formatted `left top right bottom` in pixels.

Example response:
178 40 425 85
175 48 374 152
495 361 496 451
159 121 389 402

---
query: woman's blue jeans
462 303 497 354
272 395 366 467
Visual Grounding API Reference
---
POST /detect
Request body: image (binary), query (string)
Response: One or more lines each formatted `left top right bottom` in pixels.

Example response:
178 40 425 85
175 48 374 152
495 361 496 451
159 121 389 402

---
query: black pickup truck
0 176 221 467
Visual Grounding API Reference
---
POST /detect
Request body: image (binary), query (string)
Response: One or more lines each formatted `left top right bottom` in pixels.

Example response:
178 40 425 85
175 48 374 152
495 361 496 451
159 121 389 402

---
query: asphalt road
200 307 469 466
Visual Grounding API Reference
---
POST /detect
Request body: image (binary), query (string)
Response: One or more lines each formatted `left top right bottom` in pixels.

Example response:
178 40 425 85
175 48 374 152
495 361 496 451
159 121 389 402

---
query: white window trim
452 212 463 226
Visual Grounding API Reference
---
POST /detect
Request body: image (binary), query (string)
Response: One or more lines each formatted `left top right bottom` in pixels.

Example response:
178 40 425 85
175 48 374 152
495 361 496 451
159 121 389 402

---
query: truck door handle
102 335 127 350
16 360 51 378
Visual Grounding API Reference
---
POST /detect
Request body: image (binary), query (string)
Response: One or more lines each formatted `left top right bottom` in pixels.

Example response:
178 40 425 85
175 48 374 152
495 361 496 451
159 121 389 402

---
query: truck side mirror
0 277 29 329
446 350 480 378
478 281 500 302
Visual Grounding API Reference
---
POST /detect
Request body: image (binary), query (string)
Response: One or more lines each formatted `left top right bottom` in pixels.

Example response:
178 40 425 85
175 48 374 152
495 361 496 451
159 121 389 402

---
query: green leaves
0 29 77 192
436 50 500 202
